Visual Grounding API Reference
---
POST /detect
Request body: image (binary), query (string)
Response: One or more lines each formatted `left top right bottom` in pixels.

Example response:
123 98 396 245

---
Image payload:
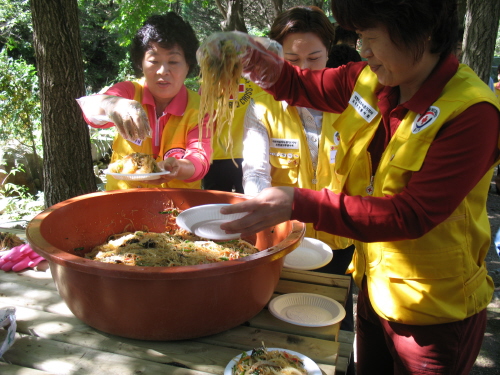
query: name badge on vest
271 138 299 149
129 139 143 146
349 91 378 123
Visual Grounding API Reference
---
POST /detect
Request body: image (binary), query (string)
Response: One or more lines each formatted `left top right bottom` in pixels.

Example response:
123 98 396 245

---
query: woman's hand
77 95 151 141
197 31 284 89
145 157 196 184
219 186 294 236
101 96 151 141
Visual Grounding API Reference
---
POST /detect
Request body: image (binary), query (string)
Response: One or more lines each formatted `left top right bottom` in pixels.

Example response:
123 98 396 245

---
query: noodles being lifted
232 345 307 375
197 38 243 159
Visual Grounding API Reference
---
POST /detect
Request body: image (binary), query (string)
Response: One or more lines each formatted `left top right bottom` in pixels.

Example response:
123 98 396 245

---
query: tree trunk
219 0 248 32
270 0 283 19
462 0 500 83
30 0 96 208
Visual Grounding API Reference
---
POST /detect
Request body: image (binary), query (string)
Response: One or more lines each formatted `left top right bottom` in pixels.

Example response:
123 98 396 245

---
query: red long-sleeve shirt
265 54 500 242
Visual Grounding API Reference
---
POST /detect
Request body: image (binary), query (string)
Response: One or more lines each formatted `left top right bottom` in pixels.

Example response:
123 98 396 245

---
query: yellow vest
106 82 201 190
336 65 500 324
254 91 351 250
212 78 263 160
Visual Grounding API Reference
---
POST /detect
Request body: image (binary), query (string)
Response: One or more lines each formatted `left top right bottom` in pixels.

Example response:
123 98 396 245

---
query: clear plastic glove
0 244 45 272
197 31 284 89
77 95 151 142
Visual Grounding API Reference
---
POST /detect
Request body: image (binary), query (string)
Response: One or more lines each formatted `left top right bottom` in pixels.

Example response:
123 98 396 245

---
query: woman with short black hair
79 12 211 191
203 0 500 373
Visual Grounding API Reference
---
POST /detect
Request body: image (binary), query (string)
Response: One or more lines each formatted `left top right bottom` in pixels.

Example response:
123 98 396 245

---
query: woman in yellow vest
206 0 500 373
202 77 262 193
242 6 356 350
78 12 211 190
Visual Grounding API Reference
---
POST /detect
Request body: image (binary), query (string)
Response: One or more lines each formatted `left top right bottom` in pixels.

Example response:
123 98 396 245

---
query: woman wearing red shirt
202 0 500 373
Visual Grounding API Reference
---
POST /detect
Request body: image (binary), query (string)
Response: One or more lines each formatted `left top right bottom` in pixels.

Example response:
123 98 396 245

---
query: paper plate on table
283 237 333 270
104 170 170 181
176 204 246 240
268 293 346 327
224 348 322 375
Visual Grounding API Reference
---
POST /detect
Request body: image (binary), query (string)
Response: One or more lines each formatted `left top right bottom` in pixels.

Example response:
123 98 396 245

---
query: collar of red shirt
376 54 459 115
142 84 188 117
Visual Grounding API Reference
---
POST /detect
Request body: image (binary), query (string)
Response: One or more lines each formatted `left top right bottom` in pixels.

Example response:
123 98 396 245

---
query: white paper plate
176 204 246 240
224 348 321 375
104 170 170 181
268 293 346 327
284 237 333 270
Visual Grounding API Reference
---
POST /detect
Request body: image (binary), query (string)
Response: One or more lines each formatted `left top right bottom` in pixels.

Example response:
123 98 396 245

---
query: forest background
0 0 499 224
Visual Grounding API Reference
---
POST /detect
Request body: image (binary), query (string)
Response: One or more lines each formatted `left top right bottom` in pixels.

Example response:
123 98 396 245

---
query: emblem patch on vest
349 91 378 123
163 148 186 159
412 106 440 134
271 138 299 149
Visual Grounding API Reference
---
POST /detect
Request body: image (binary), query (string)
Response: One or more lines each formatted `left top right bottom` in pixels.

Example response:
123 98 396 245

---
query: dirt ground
472 179 500 374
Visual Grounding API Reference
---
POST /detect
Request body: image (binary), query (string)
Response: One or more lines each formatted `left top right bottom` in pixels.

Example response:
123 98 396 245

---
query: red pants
356 281 487 374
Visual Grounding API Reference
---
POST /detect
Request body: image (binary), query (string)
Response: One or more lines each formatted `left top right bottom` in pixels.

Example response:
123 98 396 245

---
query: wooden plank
194 325 339 366
0 269 56 290
317 363 336 375
337 330 355 345
3 334 215 375
0 282 74 317
0 363 52 375
247 308 340 341
280 269 351 290
334 356 349 375
5 304 284 375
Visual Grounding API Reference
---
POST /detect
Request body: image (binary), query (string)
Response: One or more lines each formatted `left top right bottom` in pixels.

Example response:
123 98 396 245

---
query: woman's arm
77 82 150 140
242 100 272 195
293 102 500 242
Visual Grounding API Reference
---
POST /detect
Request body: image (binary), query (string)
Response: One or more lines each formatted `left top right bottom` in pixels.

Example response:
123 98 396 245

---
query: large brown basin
26 188 305 340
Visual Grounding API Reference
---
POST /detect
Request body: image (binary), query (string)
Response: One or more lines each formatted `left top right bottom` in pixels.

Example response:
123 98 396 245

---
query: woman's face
357 24 438 100
142 42 190 107
282 32 329 71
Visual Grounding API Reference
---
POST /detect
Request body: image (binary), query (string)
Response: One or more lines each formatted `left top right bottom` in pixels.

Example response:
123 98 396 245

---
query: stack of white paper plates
176 204 246 240
283 237 333 270
268 293 346 327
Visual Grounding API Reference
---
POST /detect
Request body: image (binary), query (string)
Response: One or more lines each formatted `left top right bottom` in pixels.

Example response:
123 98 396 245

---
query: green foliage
0 48 42 154
0 164 44 222
103 0 192 47
78 0 129 93
0 0 35 65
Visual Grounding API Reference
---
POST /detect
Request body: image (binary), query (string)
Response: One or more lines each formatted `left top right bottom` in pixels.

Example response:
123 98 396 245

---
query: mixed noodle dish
232 345 307 375
107 152 160 174
85 206 259 267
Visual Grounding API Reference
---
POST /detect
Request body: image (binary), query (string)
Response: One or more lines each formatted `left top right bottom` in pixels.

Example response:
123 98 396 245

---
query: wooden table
0 263 354 375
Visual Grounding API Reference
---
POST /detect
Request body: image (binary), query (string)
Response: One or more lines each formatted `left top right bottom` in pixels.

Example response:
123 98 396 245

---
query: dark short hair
331 0 458 62
327 44 362 68
130 12 199 78
333 24 358 47
269 6 335 52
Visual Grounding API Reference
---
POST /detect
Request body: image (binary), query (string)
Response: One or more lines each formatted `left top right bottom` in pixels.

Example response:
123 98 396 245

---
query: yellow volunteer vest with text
334 65 500 324
106 82 201 190
212 78 263 160
253 91 351 250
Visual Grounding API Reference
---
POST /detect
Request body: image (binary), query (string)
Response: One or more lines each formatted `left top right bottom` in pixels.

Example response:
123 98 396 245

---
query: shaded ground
472 181 500 374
